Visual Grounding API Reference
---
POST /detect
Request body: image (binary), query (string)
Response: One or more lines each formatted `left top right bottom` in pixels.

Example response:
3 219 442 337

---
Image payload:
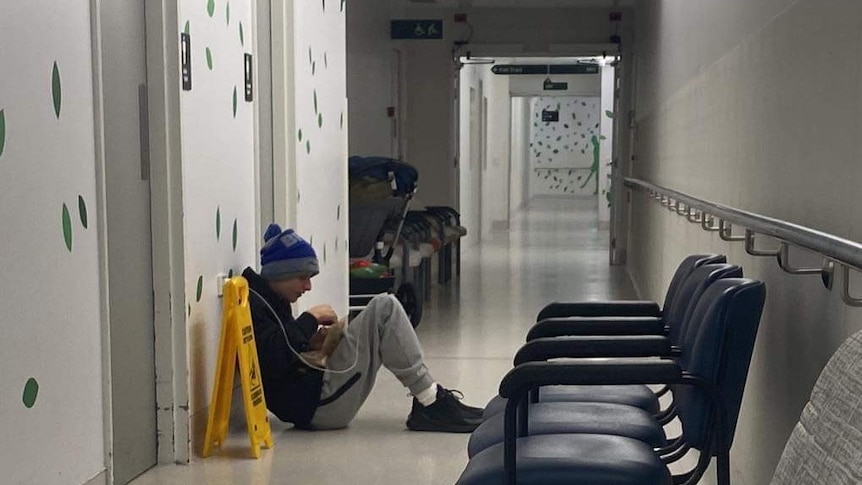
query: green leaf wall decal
308 47 312 65
52 62 62 119
318 113 323 128
239 22 244 46
340 111 344 130
324 52 328 68
232 86 238 118
207 0 215 17
605 110 614 119
196 275 203 302
306 140 311 154
341 0 345 12
78 195 88 229
22 378 39 409
228 268 234 278
205 47 213 70
226 1 230 25
184 20 190 35
0 109 5 158
313 90 318 114
323 243 327 263
62 203 72 252
312 61 316 75
322 0 325 11
232 219 238 251
298 129 303 141
216 206 221 240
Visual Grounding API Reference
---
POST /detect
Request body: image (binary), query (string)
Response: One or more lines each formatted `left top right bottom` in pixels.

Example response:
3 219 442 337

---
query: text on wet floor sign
203 276 274 459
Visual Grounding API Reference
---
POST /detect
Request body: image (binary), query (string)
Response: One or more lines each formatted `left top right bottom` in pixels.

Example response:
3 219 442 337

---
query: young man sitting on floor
242 224 483 432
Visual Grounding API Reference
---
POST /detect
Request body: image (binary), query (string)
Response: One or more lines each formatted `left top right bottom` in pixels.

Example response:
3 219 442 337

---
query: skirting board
85 469 108 485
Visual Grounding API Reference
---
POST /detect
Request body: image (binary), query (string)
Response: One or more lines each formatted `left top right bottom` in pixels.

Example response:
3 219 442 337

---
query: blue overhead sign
391 20 443 40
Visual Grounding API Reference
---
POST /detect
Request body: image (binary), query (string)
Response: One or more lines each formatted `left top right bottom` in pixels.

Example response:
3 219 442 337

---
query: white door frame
270 0 298 228
88 0 115 479
144 0 190 465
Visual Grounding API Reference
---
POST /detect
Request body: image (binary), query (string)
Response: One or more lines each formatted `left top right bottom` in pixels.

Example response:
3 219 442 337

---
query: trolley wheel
395 283 422 328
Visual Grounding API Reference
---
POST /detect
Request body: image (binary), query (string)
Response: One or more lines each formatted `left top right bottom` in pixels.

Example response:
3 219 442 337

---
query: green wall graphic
207 0 215 17
225 1 230 25
22 378 39 409
51 62 61 119
78 195 88 229
239 22 244 45
232 219 238 251
62 203 72 251
0 109 5 158
196 275 204 302
232 86 237 118
216 206 221 240
206 47 213 70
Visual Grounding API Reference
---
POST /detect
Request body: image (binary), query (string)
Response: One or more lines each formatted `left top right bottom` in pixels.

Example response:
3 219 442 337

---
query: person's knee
367 293 399 315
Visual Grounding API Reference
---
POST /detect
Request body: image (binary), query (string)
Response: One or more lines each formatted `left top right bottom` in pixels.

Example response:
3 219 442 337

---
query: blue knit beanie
260 224 319 281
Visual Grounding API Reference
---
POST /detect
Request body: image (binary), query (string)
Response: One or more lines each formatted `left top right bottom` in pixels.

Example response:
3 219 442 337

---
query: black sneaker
440 387 485 419
406 387 483 433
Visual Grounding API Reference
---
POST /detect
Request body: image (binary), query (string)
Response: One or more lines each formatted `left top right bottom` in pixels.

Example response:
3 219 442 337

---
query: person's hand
307 304 338 325
308 326 329 351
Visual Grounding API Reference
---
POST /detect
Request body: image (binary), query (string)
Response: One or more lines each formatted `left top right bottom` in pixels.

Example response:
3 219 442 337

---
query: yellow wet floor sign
203 276 274 458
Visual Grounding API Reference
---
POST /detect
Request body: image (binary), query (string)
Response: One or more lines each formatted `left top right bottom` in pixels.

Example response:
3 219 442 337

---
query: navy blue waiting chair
483 263 742 420
469 268 752 458
536 254 725 321
457 278 766 485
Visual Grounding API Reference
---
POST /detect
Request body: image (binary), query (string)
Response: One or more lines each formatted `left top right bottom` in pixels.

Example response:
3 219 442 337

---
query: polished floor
131 197 636 485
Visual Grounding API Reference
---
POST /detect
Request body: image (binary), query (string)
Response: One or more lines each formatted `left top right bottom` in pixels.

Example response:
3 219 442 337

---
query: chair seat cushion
457 434 672 485
468 402 666 457
483 385 661 420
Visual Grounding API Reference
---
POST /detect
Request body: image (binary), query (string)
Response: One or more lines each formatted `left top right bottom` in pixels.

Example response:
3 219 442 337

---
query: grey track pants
309 294 434 429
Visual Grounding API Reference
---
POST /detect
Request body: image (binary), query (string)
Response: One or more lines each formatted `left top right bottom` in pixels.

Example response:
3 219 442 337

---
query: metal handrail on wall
625 177 862 307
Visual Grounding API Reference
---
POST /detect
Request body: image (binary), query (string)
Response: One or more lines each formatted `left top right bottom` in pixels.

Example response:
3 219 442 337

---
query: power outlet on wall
216 274 229 297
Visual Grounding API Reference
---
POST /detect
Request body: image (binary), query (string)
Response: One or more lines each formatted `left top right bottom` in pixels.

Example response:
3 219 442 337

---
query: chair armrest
499 359 682 399
537 301 662 321
527 316 667 341
513 335 673 365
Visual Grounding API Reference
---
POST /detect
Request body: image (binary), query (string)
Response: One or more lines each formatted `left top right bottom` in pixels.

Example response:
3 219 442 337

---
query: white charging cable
248 288 360 374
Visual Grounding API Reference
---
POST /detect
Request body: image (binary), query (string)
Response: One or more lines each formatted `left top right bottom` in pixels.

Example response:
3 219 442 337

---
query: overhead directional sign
543 79 569 91
493 64 601 75
492 64 549 75
550 64 600 75
391 20 443 40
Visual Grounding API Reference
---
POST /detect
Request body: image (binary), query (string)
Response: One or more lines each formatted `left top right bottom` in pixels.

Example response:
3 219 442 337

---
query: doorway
99 0 157 482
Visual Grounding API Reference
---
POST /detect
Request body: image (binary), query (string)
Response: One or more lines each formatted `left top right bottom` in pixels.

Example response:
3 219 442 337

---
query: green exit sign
391 20 443 40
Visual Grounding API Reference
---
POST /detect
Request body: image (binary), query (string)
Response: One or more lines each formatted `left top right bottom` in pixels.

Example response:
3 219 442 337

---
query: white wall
598 63 615 226
631 1 862 483
0 1 106 483
458 64 481 247
479 66 512 231
509 97 530 213
178 0 257 449
346 0 393 157
293 0 349 316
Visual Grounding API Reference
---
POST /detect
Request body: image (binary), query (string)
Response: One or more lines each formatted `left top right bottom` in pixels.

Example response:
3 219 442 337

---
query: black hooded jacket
243 267 323 427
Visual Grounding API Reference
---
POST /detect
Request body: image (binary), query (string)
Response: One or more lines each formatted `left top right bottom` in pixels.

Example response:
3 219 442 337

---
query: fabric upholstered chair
457 278 766 485
769 329 862 485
